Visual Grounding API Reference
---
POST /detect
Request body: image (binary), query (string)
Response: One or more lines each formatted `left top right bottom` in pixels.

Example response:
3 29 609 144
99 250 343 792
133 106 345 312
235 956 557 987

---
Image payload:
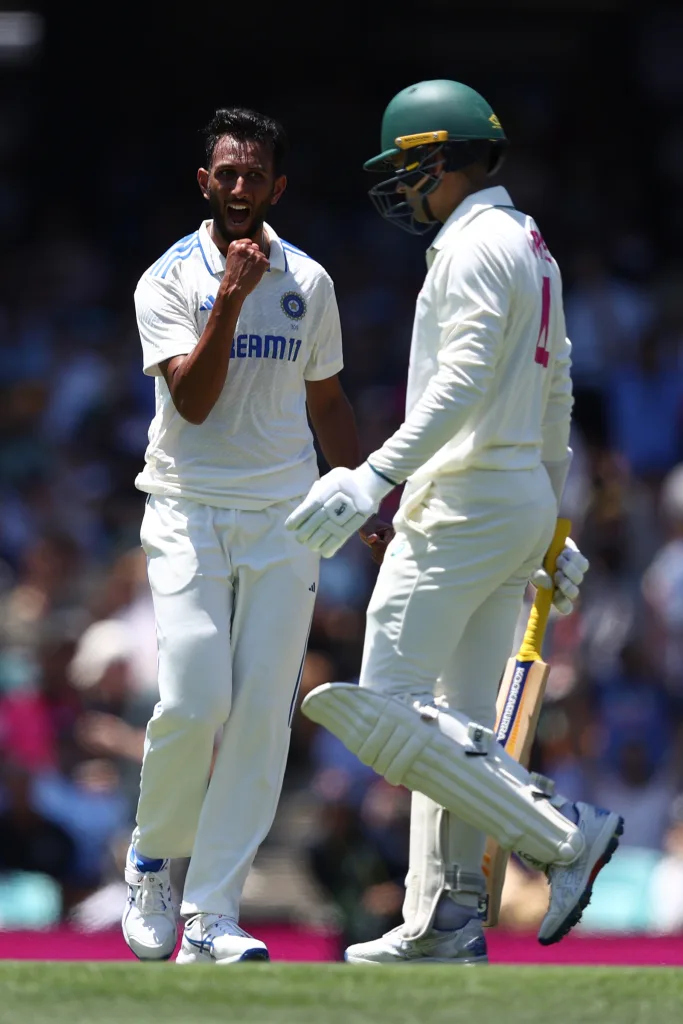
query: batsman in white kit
122 107 385 964
287 79 624 964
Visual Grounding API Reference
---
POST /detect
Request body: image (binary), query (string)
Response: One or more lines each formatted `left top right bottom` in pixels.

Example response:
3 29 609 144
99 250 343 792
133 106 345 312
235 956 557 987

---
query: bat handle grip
518 517 572 661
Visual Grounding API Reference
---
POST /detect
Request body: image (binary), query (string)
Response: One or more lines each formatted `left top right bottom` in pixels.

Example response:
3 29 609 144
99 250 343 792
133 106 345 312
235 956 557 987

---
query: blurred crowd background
2 2 683 954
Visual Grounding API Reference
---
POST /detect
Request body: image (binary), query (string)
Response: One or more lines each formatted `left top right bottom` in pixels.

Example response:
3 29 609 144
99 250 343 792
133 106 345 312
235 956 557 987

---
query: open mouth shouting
225 201 252 231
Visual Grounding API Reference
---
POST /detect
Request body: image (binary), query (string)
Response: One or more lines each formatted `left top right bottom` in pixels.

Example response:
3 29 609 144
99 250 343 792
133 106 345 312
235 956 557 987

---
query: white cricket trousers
359 466 558 938
133 494 318 919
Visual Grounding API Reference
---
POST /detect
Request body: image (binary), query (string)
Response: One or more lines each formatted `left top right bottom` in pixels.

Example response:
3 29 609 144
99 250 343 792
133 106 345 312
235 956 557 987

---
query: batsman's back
483 207 573 470
404 204 573 494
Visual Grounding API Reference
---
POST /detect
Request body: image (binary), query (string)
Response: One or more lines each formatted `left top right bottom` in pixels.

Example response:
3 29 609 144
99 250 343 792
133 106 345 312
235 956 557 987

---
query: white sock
559 800 579 825
433 893 479 932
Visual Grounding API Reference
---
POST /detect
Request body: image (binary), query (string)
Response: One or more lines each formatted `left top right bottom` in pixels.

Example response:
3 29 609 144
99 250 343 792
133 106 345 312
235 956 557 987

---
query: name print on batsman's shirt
134 220 344 510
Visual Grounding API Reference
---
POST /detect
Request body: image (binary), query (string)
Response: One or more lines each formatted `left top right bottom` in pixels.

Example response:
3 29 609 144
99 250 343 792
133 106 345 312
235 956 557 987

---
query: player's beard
404 186 437 224
208 186 275 247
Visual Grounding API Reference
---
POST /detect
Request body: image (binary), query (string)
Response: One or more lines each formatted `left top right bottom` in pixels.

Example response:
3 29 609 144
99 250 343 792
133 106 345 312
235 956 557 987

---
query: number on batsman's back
481 517 572 928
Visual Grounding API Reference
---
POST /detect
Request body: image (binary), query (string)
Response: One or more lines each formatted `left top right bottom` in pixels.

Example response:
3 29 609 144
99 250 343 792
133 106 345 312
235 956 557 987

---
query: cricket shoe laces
122 846 177 961
538 801 624 946
176 913 270 965
344 918 488 965
139 872 172 915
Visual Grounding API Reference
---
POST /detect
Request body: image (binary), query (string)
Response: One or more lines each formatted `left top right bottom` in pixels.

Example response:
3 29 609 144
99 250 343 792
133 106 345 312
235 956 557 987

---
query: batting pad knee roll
301 684 584 867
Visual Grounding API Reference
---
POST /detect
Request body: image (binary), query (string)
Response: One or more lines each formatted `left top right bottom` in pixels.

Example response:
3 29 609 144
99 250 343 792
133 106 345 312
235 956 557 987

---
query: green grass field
1 963 681 1024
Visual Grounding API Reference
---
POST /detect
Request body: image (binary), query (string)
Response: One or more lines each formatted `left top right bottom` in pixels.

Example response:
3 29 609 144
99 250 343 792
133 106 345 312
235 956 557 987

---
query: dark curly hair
202 107 288 177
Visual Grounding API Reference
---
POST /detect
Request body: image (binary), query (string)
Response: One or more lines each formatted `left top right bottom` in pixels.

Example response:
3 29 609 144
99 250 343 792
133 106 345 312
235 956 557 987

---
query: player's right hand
530 537 589 615
359 515 395 566
222 239 270 299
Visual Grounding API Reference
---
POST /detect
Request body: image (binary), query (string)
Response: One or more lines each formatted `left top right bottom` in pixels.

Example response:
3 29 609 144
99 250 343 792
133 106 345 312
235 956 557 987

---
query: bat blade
482 654 550 927
481 515 570 927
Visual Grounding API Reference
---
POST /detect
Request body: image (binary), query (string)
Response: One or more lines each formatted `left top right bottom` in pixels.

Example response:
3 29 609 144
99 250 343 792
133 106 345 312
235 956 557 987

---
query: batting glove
285 462 397 558
532 536 589 614
530 537 589 615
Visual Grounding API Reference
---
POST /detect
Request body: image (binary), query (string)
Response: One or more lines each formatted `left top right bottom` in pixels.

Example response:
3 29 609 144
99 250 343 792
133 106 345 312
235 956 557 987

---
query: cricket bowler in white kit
287 80 624 964
121 108 389 964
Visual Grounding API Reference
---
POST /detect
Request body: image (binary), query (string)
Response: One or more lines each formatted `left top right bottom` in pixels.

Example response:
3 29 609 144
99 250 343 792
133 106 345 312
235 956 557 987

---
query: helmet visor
367 143 445 235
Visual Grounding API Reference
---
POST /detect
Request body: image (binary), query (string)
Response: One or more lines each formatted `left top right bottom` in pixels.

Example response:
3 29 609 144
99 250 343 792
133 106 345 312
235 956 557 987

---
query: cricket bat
481 516 571 928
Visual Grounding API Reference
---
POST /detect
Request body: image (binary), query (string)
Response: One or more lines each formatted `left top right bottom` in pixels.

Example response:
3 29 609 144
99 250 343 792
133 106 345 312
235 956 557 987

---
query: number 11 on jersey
535 276 551 368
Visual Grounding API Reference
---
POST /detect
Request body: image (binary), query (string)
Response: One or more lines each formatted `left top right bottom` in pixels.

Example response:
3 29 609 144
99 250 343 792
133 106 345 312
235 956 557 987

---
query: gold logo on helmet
489 113 502 130
394 130 449 150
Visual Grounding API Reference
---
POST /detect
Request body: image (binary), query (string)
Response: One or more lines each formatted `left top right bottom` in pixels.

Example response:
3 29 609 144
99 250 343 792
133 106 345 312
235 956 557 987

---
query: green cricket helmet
364 79 508 235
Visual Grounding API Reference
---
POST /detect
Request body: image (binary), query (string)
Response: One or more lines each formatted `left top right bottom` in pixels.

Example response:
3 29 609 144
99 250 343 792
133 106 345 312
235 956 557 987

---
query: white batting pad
401 793 487 940
301 684 583 867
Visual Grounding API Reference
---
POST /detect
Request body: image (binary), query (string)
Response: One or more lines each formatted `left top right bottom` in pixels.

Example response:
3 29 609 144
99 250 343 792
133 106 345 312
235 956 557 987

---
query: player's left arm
540 270 574 504
305 375 360 471
530 282 588 613
302 279 394 561
368 238 508 483
286 239 508 557
305 375 394 563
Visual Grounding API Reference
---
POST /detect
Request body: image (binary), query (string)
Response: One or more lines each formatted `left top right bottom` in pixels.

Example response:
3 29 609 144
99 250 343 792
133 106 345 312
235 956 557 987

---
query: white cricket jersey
368 186 573 503
134 221 343 509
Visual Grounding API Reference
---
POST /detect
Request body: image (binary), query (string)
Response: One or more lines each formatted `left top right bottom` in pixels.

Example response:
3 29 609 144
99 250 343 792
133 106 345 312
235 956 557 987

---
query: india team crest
281 291 307 320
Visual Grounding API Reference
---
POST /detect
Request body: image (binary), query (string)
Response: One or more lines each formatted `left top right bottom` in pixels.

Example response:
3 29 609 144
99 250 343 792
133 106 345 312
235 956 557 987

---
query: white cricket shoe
345 919 488 965
538 801 624 946
122 845 177 961
176 914 270 965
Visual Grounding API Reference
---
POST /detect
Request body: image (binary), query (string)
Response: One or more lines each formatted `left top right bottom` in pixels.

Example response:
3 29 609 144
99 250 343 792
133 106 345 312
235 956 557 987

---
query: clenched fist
221 239 270 300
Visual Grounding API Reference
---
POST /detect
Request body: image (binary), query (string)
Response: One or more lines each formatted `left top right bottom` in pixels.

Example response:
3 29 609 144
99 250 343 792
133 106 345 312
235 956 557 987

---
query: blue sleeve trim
150 232 198 277
196 231 214 275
